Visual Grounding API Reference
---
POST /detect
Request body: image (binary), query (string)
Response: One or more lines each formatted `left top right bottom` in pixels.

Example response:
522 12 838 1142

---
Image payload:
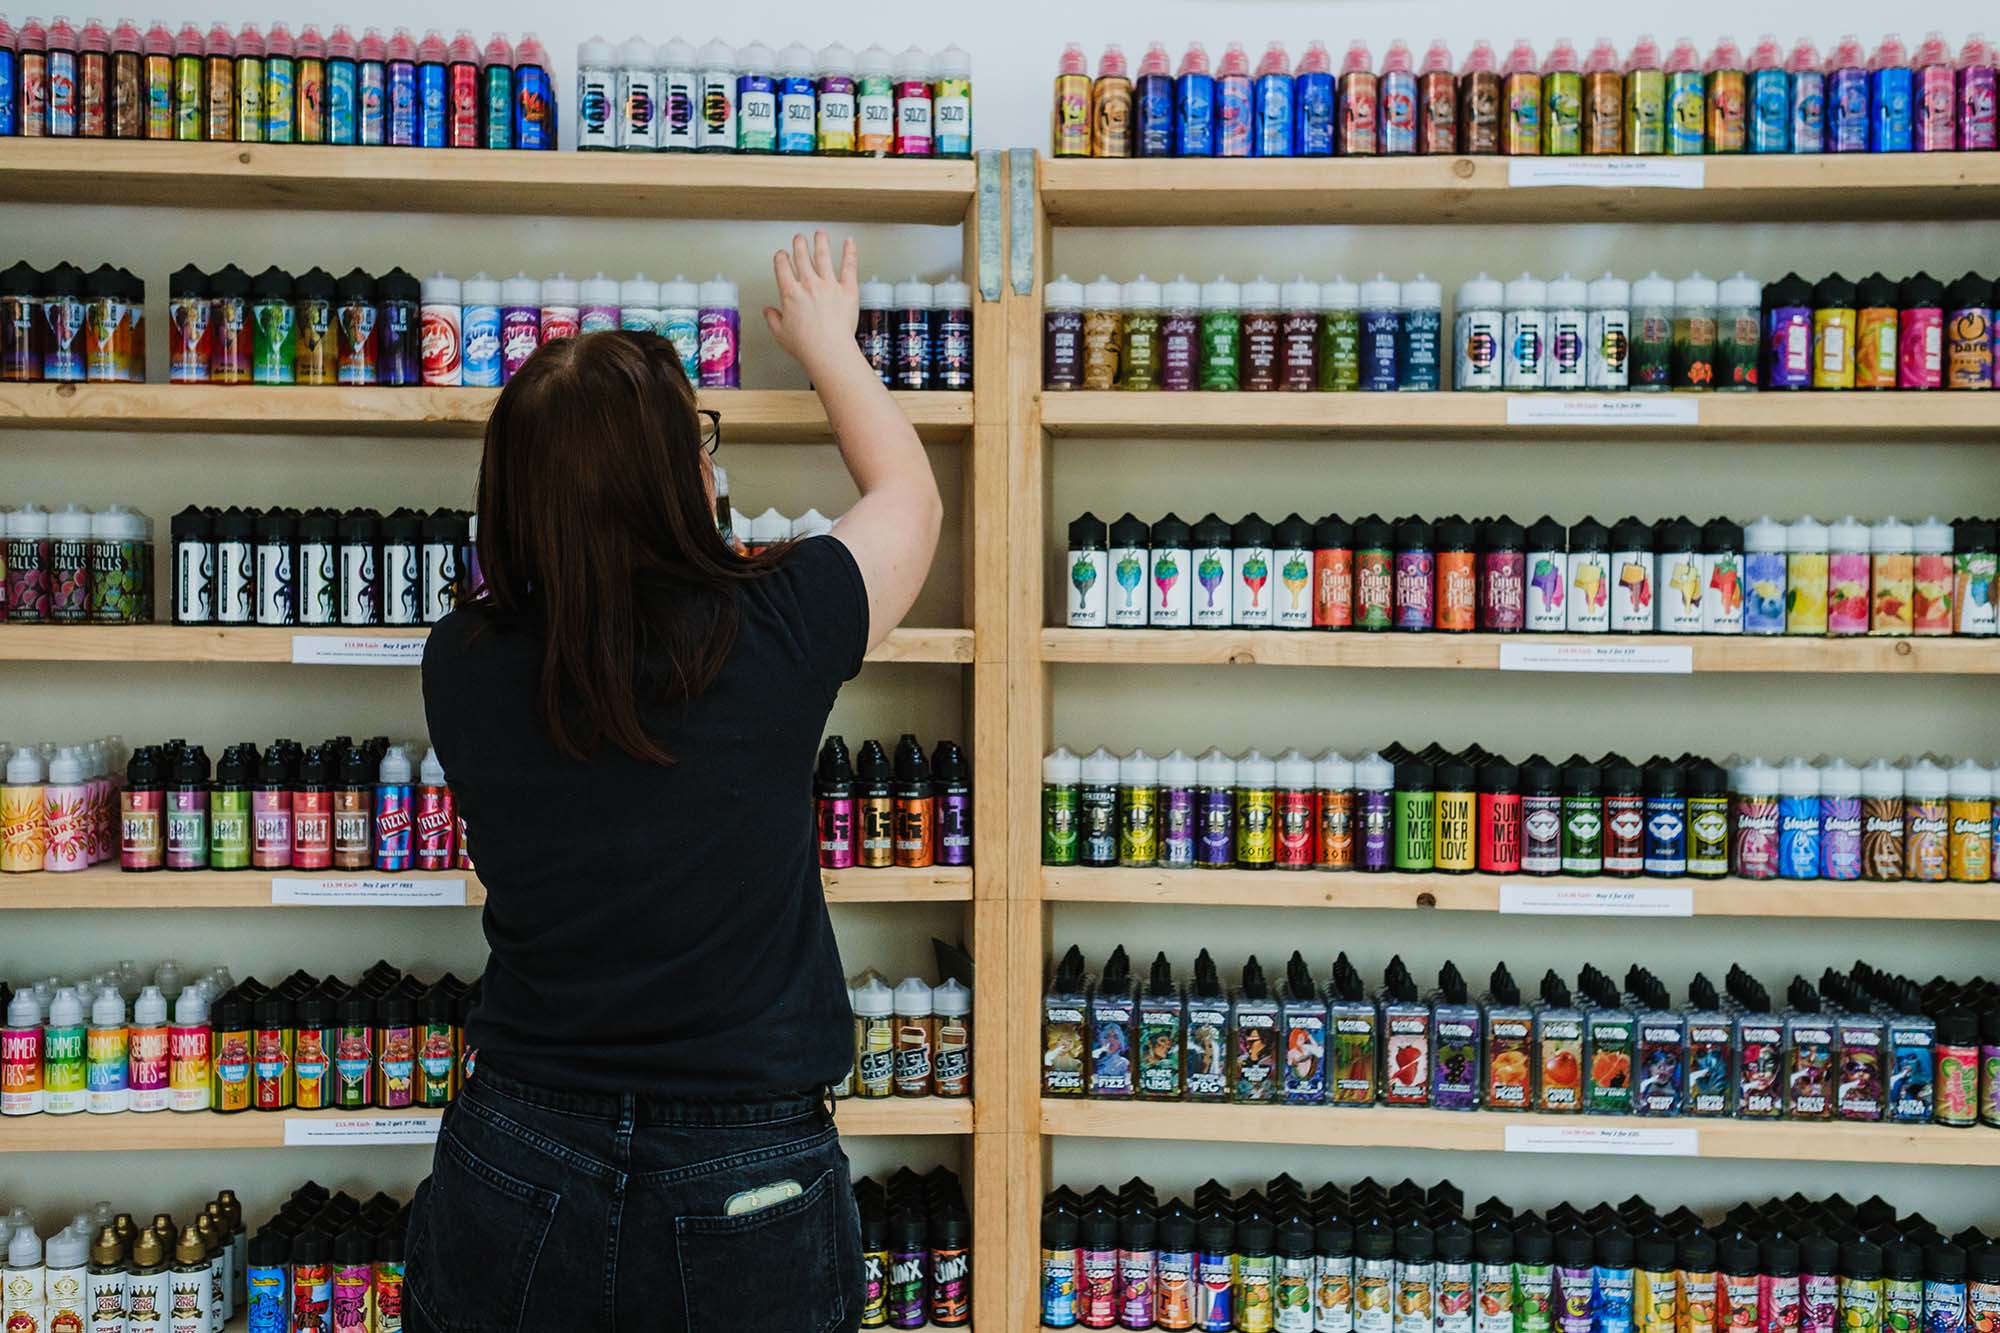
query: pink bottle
1216 41 1251 157
1960 33 1997 150
1378 39 1415 154
17 17 47 137
1337 39 1375 155
1418 39 1456 154
42 748 90 873
1912 32 1955 150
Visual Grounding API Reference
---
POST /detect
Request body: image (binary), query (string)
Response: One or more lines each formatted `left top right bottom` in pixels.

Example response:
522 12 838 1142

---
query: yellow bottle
1 749 47 874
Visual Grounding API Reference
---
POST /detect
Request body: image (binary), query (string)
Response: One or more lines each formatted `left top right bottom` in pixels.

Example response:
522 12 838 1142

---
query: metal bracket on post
1009 148 1038 295
976 149 1004 302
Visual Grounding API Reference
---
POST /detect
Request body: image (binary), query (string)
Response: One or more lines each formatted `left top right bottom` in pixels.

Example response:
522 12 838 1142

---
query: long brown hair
470 330 784 763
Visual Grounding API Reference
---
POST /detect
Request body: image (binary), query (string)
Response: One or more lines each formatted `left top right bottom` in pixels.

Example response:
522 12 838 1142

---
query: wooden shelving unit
1039 390 2000 440
1041 865 2000 920
0 384 974 443
1040 1099 2000 1169
1039 153 2000 226
0 863 971 909
0 623 974 665
1042 628 2000 675
0 139 977 223
0 1098 974 1153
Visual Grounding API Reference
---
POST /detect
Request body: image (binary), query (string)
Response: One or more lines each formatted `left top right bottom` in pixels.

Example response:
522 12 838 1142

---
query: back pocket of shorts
677 1167 842 1333
410 1126 561 1333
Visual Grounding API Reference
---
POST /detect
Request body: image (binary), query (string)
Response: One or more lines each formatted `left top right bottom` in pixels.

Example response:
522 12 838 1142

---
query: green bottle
1559 756 1602 875
1318 277 1361 391
1199 277 1240 391
1120 276 1162 391
249 266 298 386
1042 746 1081 866
209 745 253 870
1393 759 1435 872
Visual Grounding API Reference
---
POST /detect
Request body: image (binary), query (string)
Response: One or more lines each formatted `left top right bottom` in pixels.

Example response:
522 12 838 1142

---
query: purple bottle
1763 273 1814 390
375 267 421 387
498 273 540 382
1961 34 1998 150
373 745 415 872
1819 760 1862 881
1393 517 1434 631
1826 35 1870 152
888 1222 928 1330
1195 749 1235 870
1357 752 1393 873
1159 749 1197 869
696 276 739 389
932 741 972 868
894 277 934 391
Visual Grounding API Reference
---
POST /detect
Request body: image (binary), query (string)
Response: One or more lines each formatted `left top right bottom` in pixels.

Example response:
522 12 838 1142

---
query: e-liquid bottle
1078 746 1118 869
819 738 861 869
1503 273 1547 390
1358 276 1400 391
1628 272 1675 389
1559 757 1602 875
1195 749 1236 870
891 735 935 869
854 739 895 869
1158 748 1197 870
1117 748 1161 869
1235 751 1277 870
1452 274 1503 391
1564 516 1610 634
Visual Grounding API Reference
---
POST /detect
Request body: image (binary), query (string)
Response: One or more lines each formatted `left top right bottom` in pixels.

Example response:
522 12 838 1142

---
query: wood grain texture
1041 153 2000 226
0 865 968 908
0 384 974 444
1041 866 2000 920
1039 1099 2000 1167
1039 629 2000 674
0 625 973 665
0 139 976 223
1038 390 2000 440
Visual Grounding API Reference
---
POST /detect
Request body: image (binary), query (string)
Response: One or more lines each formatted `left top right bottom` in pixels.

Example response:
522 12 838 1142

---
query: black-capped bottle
891 734 935 869
1519 754 1562 876
1600 754 1644 877
1066 511 1109 629
1559 756 1602 875
856 739 894 868
1107 512 1152 630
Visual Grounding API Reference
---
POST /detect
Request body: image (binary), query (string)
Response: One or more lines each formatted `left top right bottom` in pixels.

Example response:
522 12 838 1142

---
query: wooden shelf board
1040 629 2000 675
0 140 977 223
1038 390 2000 440
1041 866 2000 921
1039 1099 2000 1167
0 384 974 443
0 624 973 666
0 863 969 907
1040 154 2000 227
0 1099 973 1151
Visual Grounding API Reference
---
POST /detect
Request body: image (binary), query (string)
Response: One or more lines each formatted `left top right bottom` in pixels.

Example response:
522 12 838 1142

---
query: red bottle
415 750 456 871
291 747 334 871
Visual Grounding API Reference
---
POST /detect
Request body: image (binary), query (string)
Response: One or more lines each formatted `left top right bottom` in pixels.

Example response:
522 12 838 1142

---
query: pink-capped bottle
17 17 48 137
1787 38 1824 153
0 18 15 136
1293 41 1332 157
1501 37 1540 155
1541 37 1581 154
1379 39 1416 154
261 20 294 144
1960 33 1997 150
1251 41 1289 158
139 19 172 139
1744 34 1785 153
201 19 233 142
1662 36 1704 156
1216 40 1251 157
45 15 79 137
1825 33 1869 153
1460 39 1500 153
386 24 418 147
77 18 108 137
296 23 325 143
1336 39 1375 155
445 28 480 148
1912 31 1956 150
171 20 204 142
479 32 513 150
232 23 263 144
1417 39 1456 153
357 25 387 146
1706 37 1745 153
1581 37 1622 153
108 16 142 139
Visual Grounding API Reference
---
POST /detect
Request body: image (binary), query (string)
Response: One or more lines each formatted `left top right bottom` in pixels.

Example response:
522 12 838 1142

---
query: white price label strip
283 1115 442 1147
1499 882 1695 918
1504 1124 1699 1157
271 877 468 907
1507 158 1706 190
1505 396 1700 426
290 634 427 666
1498 642 1694 674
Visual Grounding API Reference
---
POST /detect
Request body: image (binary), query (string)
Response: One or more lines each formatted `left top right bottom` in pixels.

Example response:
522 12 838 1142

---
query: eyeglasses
699 409 722 457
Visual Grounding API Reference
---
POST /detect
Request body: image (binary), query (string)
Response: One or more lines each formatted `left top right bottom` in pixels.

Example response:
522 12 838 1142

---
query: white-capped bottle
42 1228 84 1333
1870 516 1915 637
1452 273 1504 390
817 43 858 152
4 1225 44 1333
419 272 462 386
459 272 503 388
891 976 934 1096
1672 272 1719 390
576 34 617 150
657 37 699 151
1742 515 1789 636
1158 748 1198 869
777 43 819 154
1785 515 1830 635
578 272 621 334
1118 748 1160 867
1586 272 1631 388
619 274 662 336
615 35 658 149
1398 275 1442 391
697 38 737 151
85 986 127 1115
1912 515 1954 636
1545 273 1588 390
1502 273 1548 388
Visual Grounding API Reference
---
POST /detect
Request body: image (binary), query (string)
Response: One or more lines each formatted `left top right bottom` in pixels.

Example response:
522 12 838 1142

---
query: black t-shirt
422 536 869 1097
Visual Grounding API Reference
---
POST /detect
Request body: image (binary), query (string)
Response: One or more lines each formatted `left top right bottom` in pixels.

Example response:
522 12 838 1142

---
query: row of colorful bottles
838 970 972 1100
814 735 974 870
0 260 144 383
0 1192 249 1333
1054 34 2000 158
576 37 970 157
0 18 556 147
1039 1174 1999 1333
1 503 151 624
1041 742 2000 885
0 961 476 1116
1045 946 1998 1125
1063 511 1998 638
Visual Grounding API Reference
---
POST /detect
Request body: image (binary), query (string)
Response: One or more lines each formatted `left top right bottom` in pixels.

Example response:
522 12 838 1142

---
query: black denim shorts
405 1065 863 1333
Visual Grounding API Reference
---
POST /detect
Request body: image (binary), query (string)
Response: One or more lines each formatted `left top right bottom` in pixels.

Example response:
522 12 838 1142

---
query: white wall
9 0 1999 1242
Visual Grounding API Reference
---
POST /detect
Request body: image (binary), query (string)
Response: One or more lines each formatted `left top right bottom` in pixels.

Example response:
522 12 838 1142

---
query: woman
407 232 941 1333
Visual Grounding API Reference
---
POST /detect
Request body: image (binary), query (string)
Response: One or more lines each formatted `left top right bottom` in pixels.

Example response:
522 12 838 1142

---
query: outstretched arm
766 231 943 650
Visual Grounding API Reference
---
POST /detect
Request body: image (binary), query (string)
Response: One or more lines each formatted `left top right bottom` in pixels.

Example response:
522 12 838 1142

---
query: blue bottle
460 274 502 388
417 47 448 148
1176 45 1215 156
244 1230 291 1333
1360 276 1400 392
0 43 16 136
1397 277 1440 391
1777 758 1821 880
1789 42 1825 152
1869 37 1913 151
387 33 418 146
513 39 554 150
1827 38 1869 151
1135 43 1174 157
358 38 387 146
1253 43 1293 157
326 44 357 145
1217 43 1253 157
1749 61 1790 152
1294 43 1334 155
